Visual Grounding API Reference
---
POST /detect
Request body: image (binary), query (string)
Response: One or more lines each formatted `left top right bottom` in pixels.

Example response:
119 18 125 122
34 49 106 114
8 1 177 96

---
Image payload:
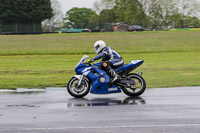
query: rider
89 40 124 83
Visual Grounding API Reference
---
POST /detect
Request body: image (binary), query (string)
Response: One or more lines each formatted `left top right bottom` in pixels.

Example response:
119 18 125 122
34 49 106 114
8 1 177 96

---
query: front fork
77 75 84 87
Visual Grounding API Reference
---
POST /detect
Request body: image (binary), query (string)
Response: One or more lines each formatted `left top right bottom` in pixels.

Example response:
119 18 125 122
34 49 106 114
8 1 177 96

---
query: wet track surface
0 87 200 133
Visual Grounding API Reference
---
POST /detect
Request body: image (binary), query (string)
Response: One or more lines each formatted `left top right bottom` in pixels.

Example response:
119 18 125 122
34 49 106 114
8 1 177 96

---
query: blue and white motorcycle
67 55 146 98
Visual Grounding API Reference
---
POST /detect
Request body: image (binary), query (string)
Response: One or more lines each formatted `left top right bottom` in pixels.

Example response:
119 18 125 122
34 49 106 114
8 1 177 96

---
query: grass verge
0 51 199 89
0 31 200 89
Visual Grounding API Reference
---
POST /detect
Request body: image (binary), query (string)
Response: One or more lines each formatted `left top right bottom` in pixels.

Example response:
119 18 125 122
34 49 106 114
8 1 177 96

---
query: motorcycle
67 55 146 98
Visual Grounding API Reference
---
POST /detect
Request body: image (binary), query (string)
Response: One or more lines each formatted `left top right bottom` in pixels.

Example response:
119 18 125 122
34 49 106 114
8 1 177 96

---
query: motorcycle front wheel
67 77 90 98
122 73 146 97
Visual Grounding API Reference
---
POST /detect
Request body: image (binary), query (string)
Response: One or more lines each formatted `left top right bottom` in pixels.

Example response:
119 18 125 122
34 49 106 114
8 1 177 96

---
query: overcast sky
58 0 95 14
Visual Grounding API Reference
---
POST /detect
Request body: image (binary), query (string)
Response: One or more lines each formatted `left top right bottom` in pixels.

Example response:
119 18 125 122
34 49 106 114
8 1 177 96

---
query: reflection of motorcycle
67 55 146 98
67 97 146 107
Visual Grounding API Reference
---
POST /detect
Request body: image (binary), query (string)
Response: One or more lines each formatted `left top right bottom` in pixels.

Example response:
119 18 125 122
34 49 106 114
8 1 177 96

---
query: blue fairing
93 62 102 68
91 68 121 94
75 62 121 94
115 60 144 72
75 63 88 75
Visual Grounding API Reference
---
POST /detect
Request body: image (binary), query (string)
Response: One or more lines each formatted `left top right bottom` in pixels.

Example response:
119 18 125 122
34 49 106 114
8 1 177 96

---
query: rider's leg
102 61 120 83
112 58 124 68
111 58 124 82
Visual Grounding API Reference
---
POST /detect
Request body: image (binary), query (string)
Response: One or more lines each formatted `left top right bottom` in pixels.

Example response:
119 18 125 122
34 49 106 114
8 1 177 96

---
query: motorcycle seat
113 64 126 70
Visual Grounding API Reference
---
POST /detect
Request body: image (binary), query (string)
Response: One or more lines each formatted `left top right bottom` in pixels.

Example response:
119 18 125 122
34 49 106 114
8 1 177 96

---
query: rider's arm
92 52 106 61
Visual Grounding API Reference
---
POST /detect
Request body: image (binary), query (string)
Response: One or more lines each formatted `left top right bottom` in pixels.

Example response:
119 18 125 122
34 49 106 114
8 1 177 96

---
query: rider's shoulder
105 46 112 51
102 47 109 51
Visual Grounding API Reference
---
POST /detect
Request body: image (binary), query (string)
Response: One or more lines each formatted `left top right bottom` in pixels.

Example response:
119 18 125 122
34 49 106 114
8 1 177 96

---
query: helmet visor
95 45 100 51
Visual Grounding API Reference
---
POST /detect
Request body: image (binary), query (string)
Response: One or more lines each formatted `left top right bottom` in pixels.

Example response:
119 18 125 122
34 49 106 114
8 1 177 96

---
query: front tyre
67 77 90 98
122 73 146 97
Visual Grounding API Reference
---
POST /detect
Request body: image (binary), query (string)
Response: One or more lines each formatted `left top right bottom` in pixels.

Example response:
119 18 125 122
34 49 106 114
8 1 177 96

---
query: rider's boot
109 69 120 83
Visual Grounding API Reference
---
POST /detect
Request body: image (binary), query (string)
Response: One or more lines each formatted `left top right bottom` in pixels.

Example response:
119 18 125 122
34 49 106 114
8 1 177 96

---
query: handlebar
83 62 92 66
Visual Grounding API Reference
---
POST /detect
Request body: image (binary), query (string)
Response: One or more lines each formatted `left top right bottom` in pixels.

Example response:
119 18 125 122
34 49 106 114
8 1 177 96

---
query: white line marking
1 124 200 131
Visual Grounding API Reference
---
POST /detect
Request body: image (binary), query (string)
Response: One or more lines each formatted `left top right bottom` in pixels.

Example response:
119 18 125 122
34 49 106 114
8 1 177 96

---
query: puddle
0 90 16 93
16 88 46 93
7 104 40 108
0 88 46 94
67 97 146 108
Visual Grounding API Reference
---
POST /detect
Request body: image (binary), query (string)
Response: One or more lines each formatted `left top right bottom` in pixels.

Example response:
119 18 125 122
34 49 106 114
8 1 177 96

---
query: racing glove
87 59 94 64
90 59 94 62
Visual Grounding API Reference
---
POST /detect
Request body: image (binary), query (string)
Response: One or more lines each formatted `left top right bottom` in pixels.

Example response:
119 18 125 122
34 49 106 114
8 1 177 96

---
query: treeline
64 0 200 29
0 0 200 31
0 0 53 24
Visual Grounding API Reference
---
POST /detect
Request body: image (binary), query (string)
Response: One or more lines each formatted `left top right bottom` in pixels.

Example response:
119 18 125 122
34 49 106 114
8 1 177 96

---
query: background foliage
0 0 53 24
64 0 200 29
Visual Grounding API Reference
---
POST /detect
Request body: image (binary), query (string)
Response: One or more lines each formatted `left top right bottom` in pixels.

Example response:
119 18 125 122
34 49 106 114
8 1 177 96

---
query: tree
93 0 116 23
146 0 200 29
174 0 200 17
49 0 63 22
114 0 148 26
0 0 53 24
148 0 176 29
93 0 116 30
42 0 64 31
184 16 200 28
92 0 200 29
172 0 200 28
64 7 97 29
98 9 116 23
93 0 115 14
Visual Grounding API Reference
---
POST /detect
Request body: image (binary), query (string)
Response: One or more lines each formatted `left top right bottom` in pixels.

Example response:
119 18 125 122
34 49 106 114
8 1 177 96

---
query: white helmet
94 40 106 54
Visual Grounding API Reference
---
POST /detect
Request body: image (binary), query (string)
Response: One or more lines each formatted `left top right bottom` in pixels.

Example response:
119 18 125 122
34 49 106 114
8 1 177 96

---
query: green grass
0 31 200 89
0 31 200 55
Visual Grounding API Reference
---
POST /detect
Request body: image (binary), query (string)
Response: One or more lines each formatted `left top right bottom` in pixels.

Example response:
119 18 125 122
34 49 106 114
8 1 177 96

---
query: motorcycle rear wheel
67 77 90 98
122 73 146 97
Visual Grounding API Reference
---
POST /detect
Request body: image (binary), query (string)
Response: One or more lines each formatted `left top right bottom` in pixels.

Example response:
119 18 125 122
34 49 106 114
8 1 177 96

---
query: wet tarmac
0 86 200 133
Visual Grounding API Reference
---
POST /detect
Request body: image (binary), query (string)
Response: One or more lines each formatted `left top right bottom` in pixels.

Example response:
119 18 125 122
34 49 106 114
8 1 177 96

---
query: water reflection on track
67 97 146 107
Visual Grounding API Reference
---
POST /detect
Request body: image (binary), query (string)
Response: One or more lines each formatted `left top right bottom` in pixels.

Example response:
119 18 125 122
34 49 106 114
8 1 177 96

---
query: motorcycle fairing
75 63 89 75
93 61 103 68
115 60 144 72
75 64 121 94
87 68 121 94
91 85 121 94
89 67 121 94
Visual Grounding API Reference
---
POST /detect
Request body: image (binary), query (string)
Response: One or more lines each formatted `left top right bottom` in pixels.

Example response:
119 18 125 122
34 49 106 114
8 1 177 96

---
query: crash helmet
94 40 106 54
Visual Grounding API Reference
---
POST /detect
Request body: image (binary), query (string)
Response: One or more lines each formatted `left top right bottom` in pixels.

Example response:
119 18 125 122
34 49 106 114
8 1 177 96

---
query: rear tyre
122 73 146 97
67 77 90 98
